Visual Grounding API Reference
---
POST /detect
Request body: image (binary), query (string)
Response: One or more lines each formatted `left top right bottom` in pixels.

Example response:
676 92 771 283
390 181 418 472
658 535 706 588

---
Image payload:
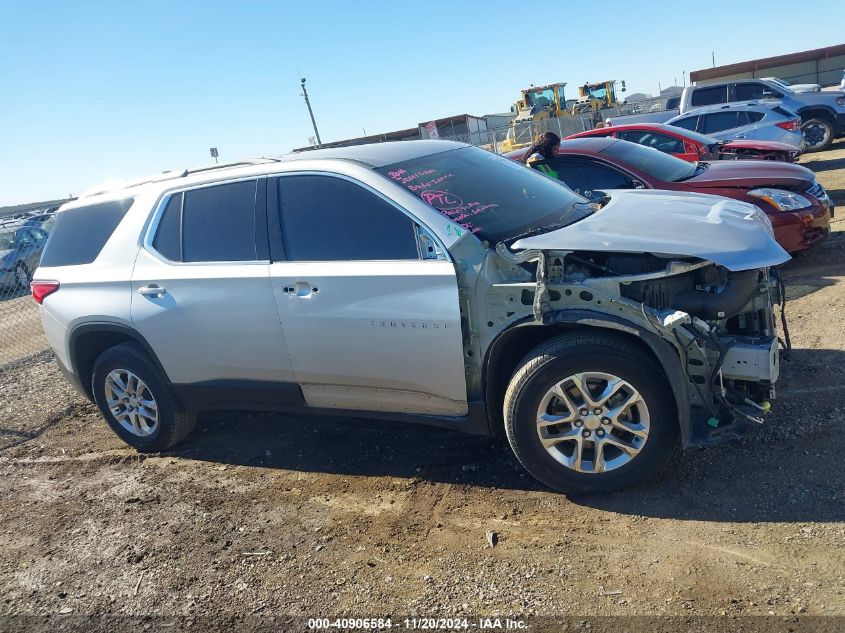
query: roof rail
79 157 283 199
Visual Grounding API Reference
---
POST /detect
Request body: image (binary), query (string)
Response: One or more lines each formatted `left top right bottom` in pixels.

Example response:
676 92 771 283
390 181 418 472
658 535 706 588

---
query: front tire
801 117 834 152
503 332 678 494
92 342 196 452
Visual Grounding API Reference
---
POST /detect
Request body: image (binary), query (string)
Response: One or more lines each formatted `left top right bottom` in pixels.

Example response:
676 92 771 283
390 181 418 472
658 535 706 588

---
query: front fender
541 310 694 446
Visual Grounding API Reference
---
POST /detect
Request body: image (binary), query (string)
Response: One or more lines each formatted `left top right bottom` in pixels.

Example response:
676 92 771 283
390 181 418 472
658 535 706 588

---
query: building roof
691 44 845 83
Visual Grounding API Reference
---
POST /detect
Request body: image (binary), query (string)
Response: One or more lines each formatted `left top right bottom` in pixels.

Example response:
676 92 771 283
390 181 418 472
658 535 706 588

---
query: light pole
300 77 322 147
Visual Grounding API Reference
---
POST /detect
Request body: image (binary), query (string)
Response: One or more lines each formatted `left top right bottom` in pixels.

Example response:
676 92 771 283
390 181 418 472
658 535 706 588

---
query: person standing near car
523 132 561 179
522 132 561 165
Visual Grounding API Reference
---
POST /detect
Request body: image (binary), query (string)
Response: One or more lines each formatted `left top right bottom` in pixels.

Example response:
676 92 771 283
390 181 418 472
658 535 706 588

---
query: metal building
690 44 845 87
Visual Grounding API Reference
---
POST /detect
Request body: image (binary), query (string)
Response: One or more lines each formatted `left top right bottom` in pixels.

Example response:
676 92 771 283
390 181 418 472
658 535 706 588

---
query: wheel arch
483 310 691 443
796 106 837 123
68 322 170 400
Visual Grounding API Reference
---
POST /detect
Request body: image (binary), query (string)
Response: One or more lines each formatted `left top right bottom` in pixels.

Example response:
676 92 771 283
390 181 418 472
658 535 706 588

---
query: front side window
377 146 592 243
276 175 419 261
151 180 259 263
691 85 728 106
531 157 637 197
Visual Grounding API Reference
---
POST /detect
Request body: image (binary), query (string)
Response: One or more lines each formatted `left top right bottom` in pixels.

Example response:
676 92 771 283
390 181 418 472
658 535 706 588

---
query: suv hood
511 189 790 271
684 159 815 190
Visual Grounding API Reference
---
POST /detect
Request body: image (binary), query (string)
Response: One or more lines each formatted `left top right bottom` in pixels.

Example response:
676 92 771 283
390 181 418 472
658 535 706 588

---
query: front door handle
283 282 319 297
138 284 167 297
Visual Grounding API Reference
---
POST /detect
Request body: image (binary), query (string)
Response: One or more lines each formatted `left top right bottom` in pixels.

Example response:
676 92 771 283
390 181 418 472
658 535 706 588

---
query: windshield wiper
506 203 598 242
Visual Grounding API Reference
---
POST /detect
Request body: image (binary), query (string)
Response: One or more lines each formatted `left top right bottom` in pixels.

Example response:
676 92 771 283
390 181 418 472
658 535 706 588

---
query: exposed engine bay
477 245 788 447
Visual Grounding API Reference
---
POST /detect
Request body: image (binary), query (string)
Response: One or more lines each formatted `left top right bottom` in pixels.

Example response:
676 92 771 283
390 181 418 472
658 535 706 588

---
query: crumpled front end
485 243 787 447
476 190 793 447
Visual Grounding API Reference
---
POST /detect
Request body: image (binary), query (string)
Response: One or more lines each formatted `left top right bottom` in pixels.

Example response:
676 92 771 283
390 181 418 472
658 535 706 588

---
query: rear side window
701 111 742 133
151 181 259 262
39 199 133 267
747 111 765 123
276 175 419 261
691 85 728 107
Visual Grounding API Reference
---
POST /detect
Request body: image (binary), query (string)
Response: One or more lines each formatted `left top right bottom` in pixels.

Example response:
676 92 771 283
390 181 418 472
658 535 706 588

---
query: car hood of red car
720 139 800 153
683 160 814 189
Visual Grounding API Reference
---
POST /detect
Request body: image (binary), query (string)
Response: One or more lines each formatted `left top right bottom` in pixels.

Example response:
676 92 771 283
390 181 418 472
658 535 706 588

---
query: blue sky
0 0 842 205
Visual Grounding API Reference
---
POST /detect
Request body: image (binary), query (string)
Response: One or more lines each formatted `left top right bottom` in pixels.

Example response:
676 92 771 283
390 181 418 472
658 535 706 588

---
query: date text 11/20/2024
307 617 528 630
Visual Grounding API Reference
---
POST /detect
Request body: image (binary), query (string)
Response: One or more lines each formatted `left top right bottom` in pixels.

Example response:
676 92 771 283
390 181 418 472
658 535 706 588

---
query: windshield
599 140 696 182
525 87 555 108
377 146 592 243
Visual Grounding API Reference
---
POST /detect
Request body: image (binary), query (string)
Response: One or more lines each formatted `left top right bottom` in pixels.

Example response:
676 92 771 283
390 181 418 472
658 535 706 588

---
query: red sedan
567 122 802 163
506 137 832 253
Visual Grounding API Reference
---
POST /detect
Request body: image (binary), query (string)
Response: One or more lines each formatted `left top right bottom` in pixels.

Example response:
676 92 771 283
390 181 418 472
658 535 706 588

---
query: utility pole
300 77 322 147
712 51 715 68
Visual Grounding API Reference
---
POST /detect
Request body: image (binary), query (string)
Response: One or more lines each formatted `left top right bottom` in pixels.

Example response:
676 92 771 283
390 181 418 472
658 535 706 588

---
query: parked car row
34 135 820 494
0 209 55 293
507 136 832 254
607 75 845 152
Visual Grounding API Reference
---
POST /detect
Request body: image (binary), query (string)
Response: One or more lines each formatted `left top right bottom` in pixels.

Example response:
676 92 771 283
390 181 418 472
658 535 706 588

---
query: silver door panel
270 260 468 415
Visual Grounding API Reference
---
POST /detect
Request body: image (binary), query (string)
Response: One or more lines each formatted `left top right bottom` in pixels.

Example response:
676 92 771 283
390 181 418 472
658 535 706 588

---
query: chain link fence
0 210 56 368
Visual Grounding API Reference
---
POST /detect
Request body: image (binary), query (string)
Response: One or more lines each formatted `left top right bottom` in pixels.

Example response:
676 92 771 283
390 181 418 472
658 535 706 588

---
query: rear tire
92 342 195 452
801 117 834 151
503 332 678 494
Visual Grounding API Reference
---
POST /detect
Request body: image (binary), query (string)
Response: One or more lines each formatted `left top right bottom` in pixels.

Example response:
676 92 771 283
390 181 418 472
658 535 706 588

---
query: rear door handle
138 284 166 297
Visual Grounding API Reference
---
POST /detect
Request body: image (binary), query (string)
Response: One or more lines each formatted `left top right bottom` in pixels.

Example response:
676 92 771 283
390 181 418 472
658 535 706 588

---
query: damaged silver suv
33 141 789 493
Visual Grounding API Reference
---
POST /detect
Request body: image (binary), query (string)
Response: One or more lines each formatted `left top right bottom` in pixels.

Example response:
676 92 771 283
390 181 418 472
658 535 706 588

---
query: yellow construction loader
571 80 625 114
502 82 568 152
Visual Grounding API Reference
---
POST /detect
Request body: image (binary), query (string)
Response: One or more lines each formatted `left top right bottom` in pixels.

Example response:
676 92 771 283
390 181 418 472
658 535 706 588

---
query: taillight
30 280 59 304
776 119 800 132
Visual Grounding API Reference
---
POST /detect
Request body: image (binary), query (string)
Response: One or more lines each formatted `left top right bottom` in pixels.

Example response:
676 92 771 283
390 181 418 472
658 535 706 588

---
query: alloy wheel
536 371 650 474
802 122 830 149
104 369 159 437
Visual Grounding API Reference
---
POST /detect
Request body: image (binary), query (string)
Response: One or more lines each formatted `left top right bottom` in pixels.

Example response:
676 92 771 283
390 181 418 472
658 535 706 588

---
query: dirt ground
1 142 845 630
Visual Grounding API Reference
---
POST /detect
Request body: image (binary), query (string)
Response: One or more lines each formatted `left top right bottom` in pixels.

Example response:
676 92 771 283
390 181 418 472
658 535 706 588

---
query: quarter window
276 175 419 261
39 199 133 267
670 115 699 131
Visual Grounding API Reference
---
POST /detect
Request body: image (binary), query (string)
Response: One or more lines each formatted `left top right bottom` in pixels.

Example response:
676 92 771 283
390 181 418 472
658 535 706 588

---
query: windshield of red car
377 146 593 243
600 140 697 182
